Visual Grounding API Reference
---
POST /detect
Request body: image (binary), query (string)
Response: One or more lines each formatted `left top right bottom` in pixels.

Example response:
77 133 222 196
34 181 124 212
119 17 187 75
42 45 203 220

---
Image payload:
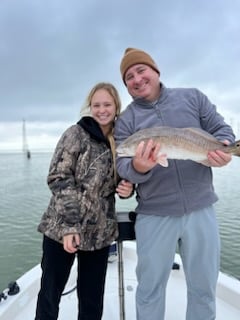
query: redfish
116 126 240 167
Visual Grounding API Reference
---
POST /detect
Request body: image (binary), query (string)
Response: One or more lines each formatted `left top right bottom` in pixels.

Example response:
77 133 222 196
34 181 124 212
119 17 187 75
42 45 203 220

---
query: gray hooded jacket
114 84 235 217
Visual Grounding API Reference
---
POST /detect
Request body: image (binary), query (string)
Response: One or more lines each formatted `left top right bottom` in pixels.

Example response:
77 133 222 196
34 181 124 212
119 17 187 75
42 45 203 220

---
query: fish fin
199 160 211 167
157 155 169 167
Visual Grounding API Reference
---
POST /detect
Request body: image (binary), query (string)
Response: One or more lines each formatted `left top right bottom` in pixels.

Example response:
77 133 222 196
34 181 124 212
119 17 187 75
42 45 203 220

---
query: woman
35 82 133 320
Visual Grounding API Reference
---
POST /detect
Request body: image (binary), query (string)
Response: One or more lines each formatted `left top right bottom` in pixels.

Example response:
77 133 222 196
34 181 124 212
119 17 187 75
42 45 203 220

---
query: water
0 152 239 292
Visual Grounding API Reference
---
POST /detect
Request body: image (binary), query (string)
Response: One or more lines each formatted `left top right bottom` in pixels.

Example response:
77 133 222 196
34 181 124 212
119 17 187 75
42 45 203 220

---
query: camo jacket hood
37 117 118 250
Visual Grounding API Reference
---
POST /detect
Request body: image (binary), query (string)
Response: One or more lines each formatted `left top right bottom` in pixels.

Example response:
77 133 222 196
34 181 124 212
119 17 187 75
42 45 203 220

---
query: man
114 47 234 320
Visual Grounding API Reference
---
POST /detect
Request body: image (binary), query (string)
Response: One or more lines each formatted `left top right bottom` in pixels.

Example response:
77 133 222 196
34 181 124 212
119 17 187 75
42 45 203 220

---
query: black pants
35 235 110 320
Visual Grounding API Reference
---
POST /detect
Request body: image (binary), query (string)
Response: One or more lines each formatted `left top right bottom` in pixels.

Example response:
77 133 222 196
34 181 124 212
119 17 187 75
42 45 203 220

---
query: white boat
0 213 240 319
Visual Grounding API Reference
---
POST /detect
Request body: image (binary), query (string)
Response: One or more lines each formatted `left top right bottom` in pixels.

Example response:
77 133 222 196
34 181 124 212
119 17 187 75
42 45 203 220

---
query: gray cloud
0 0 240 148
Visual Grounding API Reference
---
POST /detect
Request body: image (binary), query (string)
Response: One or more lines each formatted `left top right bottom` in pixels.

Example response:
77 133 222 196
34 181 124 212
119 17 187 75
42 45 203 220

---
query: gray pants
135 206 220 320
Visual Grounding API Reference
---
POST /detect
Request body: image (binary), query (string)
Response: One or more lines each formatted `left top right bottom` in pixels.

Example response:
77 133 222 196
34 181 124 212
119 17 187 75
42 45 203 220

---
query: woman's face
90 88 116 134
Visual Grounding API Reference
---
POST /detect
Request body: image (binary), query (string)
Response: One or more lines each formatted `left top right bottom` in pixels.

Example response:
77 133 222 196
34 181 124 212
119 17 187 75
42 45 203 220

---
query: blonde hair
81 82 122 184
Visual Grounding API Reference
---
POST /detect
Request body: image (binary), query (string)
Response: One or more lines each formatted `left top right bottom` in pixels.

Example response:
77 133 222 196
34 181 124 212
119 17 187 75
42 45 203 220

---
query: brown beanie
120 48 160 84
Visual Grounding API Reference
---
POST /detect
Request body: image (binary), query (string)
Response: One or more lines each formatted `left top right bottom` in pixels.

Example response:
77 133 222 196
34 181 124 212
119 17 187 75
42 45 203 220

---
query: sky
0 0 240 151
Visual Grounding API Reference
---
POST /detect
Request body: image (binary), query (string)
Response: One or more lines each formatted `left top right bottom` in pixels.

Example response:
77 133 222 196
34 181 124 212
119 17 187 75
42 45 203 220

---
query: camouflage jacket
38 117 118 250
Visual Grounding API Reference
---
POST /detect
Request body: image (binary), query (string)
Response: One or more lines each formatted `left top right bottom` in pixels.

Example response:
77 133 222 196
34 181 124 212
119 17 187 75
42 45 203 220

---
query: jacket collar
77 116 109 145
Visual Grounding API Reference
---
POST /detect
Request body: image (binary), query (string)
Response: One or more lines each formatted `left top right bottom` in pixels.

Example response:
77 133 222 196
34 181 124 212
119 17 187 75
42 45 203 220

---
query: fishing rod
117 211 136 320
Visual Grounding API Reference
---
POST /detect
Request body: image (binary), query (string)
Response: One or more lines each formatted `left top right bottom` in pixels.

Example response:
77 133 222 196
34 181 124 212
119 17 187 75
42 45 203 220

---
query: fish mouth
116 151 125 156
116 150 130 157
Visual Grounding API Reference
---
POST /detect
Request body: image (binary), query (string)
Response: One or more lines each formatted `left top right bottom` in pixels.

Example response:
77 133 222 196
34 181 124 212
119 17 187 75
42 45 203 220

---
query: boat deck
0 241 239 319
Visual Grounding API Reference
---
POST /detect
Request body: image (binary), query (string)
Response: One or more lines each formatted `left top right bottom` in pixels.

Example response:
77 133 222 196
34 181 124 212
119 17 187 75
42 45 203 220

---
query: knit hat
120 48 160 84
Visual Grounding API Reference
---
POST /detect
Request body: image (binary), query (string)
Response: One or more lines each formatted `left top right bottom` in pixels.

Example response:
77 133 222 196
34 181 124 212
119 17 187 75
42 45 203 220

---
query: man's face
124 64 160 102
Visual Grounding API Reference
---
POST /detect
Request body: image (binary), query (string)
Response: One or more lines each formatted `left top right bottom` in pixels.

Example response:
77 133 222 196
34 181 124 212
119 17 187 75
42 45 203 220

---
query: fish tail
229 139 240 156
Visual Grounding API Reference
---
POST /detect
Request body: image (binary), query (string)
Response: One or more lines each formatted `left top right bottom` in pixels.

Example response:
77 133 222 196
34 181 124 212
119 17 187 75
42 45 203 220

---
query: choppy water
0 152 239 292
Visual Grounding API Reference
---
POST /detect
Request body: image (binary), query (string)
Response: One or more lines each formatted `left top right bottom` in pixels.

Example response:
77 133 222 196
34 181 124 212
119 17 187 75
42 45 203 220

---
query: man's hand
207 140 232 167
132 139 161 173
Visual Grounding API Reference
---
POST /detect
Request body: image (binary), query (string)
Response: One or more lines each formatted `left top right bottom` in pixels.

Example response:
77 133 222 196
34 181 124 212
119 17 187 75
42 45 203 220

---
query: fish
116 126 240 167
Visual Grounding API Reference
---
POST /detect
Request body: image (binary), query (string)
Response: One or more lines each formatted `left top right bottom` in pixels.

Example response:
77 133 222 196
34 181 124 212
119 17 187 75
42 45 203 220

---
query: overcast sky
1 0 240 151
